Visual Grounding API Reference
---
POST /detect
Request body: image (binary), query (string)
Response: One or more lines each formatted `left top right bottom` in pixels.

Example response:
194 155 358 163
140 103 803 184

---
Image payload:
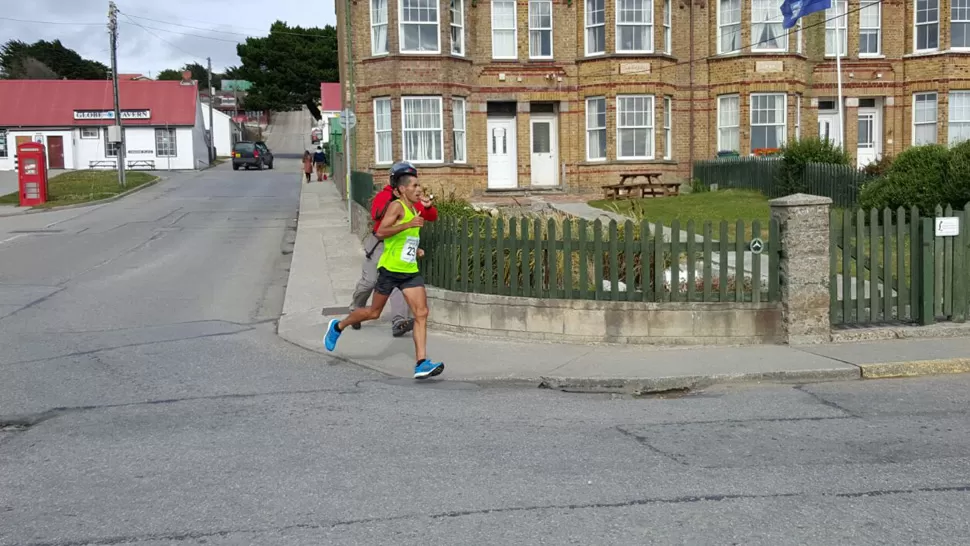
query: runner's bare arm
374 201 423 238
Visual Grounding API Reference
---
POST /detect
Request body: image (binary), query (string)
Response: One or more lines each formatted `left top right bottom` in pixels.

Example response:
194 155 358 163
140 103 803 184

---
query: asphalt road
2 112 970 545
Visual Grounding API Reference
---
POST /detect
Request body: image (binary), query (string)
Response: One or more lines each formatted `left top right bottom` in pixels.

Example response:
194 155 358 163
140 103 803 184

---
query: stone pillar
769 194 832 344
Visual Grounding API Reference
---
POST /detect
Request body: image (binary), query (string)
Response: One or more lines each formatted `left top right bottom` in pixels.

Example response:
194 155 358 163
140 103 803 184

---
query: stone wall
350 199 371 238
427 288 783 345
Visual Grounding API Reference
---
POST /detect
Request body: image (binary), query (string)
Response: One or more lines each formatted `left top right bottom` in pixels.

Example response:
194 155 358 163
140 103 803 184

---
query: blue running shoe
414 359 444 379
324 319 342 351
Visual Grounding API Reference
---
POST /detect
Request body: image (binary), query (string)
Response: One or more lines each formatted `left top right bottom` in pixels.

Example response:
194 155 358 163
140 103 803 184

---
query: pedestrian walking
312 146 328 181
348 161 438 337
302 150 313 183
324 163 444 379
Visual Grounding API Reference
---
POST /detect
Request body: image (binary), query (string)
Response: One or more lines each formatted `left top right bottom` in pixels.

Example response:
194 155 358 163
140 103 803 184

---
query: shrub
861 154 893 177
944 139 970 209
859 144 951 212
689 178 710 193
425 189 483 219
777 137 852 194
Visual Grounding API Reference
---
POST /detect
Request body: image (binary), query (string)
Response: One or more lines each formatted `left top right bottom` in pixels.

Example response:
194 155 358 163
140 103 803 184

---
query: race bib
401 236 420 263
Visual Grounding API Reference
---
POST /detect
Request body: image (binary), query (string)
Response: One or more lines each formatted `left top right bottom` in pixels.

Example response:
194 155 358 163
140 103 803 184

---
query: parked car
310 127 323 144
232 141 274 170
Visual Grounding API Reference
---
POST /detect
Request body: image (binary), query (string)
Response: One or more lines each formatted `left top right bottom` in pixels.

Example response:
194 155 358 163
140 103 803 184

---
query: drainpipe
687 0 695 178
344 0 355 219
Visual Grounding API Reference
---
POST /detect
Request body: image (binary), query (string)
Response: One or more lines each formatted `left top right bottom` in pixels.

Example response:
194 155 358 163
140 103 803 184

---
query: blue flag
780 0 831 29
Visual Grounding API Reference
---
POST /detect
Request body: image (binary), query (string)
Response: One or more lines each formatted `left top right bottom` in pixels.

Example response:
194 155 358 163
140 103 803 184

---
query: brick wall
339 0 970 197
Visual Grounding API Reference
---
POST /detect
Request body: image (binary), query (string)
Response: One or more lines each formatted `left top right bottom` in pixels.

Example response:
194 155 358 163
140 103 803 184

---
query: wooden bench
601 172 680 200
127 159 156 170
89 160 117 169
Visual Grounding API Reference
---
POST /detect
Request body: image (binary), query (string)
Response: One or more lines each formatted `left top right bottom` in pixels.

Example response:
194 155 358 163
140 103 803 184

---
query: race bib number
401 236 420 263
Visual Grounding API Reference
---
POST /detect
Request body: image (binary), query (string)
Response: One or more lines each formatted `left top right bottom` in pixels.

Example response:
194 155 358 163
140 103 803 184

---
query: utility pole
206 56 215 163
108 1 126 188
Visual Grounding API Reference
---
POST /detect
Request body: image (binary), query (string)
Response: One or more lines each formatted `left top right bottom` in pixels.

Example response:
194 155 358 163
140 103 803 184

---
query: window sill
577 159 678 167
371 162 473 171
361 54 472 64
576 52 677 63
904 50 945 58
711 51 807 60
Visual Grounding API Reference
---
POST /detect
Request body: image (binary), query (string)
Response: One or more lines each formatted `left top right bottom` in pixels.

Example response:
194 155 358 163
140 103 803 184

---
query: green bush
859 144 955 212
426 190 483 219
944 140 970 209
861 154 893 177
689 178 710 193
777 137 852 194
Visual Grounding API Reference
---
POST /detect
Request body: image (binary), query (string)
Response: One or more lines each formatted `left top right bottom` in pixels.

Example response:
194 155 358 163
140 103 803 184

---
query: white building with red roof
318 82 342 144
0 78 209 172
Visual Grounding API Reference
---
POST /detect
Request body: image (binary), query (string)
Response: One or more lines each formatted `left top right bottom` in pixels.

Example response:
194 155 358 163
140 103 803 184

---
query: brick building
335 0 970 196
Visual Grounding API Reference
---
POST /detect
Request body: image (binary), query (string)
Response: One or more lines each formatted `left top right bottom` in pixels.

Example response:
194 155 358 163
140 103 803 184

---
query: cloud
1 0 337 76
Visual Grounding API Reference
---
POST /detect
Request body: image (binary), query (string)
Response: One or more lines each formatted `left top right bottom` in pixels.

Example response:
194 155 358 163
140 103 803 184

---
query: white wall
0 129 75 171
190 100 209 169
320 111 340 144
0 125 209 171
201 104 240 157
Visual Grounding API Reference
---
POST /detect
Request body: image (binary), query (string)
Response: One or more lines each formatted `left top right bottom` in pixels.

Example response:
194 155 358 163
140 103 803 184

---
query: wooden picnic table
601 172 680 200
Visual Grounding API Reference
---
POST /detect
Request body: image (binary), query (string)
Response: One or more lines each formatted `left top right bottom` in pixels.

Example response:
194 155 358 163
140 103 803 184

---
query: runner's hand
417 249 425 258
420 196 433 208
408 216 425 228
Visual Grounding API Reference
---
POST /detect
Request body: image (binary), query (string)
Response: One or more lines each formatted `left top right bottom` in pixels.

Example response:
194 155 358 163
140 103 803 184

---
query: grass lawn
0 170 156 208
589 189 772 243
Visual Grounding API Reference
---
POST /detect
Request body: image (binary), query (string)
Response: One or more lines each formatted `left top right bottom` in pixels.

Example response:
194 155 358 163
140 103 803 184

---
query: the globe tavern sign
73 110 152 120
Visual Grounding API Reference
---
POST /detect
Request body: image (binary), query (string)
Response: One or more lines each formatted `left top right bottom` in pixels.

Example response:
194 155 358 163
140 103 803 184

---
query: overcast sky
1 0 337 76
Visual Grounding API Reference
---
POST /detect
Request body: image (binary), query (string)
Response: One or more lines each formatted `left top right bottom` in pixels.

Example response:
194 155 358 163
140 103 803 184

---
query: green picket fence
693 157 868 208
830 205 970 326
350 171 376 208
421 215 781 303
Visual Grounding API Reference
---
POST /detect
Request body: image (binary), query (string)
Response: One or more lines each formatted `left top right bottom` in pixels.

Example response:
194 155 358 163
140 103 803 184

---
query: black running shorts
375 267 425 296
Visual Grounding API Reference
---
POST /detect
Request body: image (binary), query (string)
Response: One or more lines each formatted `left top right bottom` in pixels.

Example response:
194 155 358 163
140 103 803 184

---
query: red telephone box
17 142 49 207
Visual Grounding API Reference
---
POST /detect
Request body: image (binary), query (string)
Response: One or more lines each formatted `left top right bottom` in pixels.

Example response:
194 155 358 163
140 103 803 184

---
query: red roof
0 79 199 127
321 83 341 112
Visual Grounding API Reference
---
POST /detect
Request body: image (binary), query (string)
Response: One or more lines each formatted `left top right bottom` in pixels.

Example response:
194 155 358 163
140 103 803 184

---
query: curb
0 176 162 217
535 367 863 394
276 323 866 391
858 358 970 379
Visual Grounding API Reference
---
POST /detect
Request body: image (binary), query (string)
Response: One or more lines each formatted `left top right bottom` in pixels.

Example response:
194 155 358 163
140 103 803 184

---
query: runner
348 162 438 337
323 163 444 379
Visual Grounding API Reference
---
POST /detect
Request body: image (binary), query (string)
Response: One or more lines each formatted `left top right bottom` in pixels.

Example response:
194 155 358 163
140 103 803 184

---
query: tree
235 21 338 113
0 39 109 80
156 68 184 81
155 63 222 90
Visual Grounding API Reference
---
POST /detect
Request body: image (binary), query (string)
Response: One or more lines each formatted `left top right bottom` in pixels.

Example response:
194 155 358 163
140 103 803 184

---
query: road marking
0 234 26 245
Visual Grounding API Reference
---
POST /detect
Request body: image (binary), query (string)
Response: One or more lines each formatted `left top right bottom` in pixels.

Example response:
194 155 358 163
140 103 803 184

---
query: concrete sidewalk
277 181 970 391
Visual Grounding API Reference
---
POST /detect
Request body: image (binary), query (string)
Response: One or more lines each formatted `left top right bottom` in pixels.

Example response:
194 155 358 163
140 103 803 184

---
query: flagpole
835 0 845 150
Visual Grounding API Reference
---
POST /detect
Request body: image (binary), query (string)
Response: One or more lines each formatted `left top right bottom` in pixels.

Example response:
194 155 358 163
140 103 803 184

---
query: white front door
529 114 558 187
818 112 841 148
487 117 517 189
856 107 882 168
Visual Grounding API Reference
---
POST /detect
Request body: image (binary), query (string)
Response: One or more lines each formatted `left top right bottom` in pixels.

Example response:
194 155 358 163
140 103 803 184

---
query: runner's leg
349 235 381 326
389 288 412 336
400 285 429 362
338 291 390 330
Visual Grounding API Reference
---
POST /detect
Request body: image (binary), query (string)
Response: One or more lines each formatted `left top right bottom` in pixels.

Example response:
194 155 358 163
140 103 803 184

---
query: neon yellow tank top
377 200 420 274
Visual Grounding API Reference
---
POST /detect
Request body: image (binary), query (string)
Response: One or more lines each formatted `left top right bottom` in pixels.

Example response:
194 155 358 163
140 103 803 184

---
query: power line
119 11 332 40
5 2 880 79
119 19 241 44
120 14 206 60
0 16 102 26
120 13 282 36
